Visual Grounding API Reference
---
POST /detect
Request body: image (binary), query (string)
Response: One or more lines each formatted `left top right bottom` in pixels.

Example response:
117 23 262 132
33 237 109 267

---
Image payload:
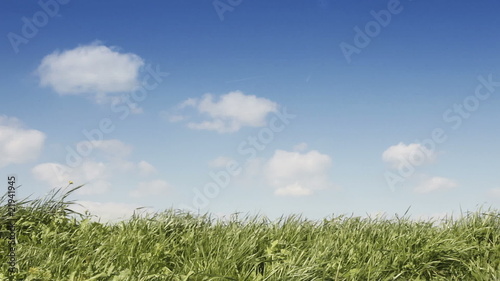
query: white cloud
174 91 278 133
414 176 457 194
382 142 436 169
37 42 144 102
138 161 157 176
0 115 45 168
265 148 333 196
72 201 153 223
32 161 111 195
179 98 198 108
129 180 170 198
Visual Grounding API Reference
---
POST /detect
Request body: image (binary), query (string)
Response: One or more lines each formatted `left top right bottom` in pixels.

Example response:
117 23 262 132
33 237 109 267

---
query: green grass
1 187 499 280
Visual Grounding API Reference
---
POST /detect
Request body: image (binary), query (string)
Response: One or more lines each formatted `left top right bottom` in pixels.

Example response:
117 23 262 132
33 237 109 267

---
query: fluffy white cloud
172 91 278 133
72 201 153 223
37 42 144 102
382 142 436 169
0 115 45 168
129 180 170 198
265 148 333 196
414 176 457 193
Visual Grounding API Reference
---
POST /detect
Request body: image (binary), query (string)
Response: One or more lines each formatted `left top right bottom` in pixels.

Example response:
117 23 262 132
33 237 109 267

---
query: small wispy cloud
167 91 278 133
414 176 457 194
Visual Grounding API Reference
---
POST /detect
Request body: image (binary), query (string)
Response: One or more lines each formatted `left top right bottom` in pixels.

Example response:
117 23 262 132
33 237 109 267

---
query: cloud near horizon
72 200 154 223
265 147 334 196
32 160 112 195
0 115 46 168
414 176 458 194
382 142 458 194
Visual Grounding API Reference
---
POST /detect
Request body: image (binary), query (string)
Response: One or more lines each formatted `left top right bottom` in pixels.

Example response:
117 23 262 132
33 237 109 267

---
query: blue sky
1 0 499 222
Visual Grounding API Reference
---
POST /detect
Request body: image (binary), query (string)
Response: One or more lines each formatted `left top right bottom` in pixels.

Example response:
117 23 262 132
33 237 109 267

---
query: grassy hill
1 187 499 280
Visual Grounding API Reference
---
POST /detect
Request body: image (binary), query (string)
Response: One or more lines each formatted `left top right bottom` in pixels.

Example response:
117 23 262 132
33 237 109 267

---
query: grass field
1 187 499 280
